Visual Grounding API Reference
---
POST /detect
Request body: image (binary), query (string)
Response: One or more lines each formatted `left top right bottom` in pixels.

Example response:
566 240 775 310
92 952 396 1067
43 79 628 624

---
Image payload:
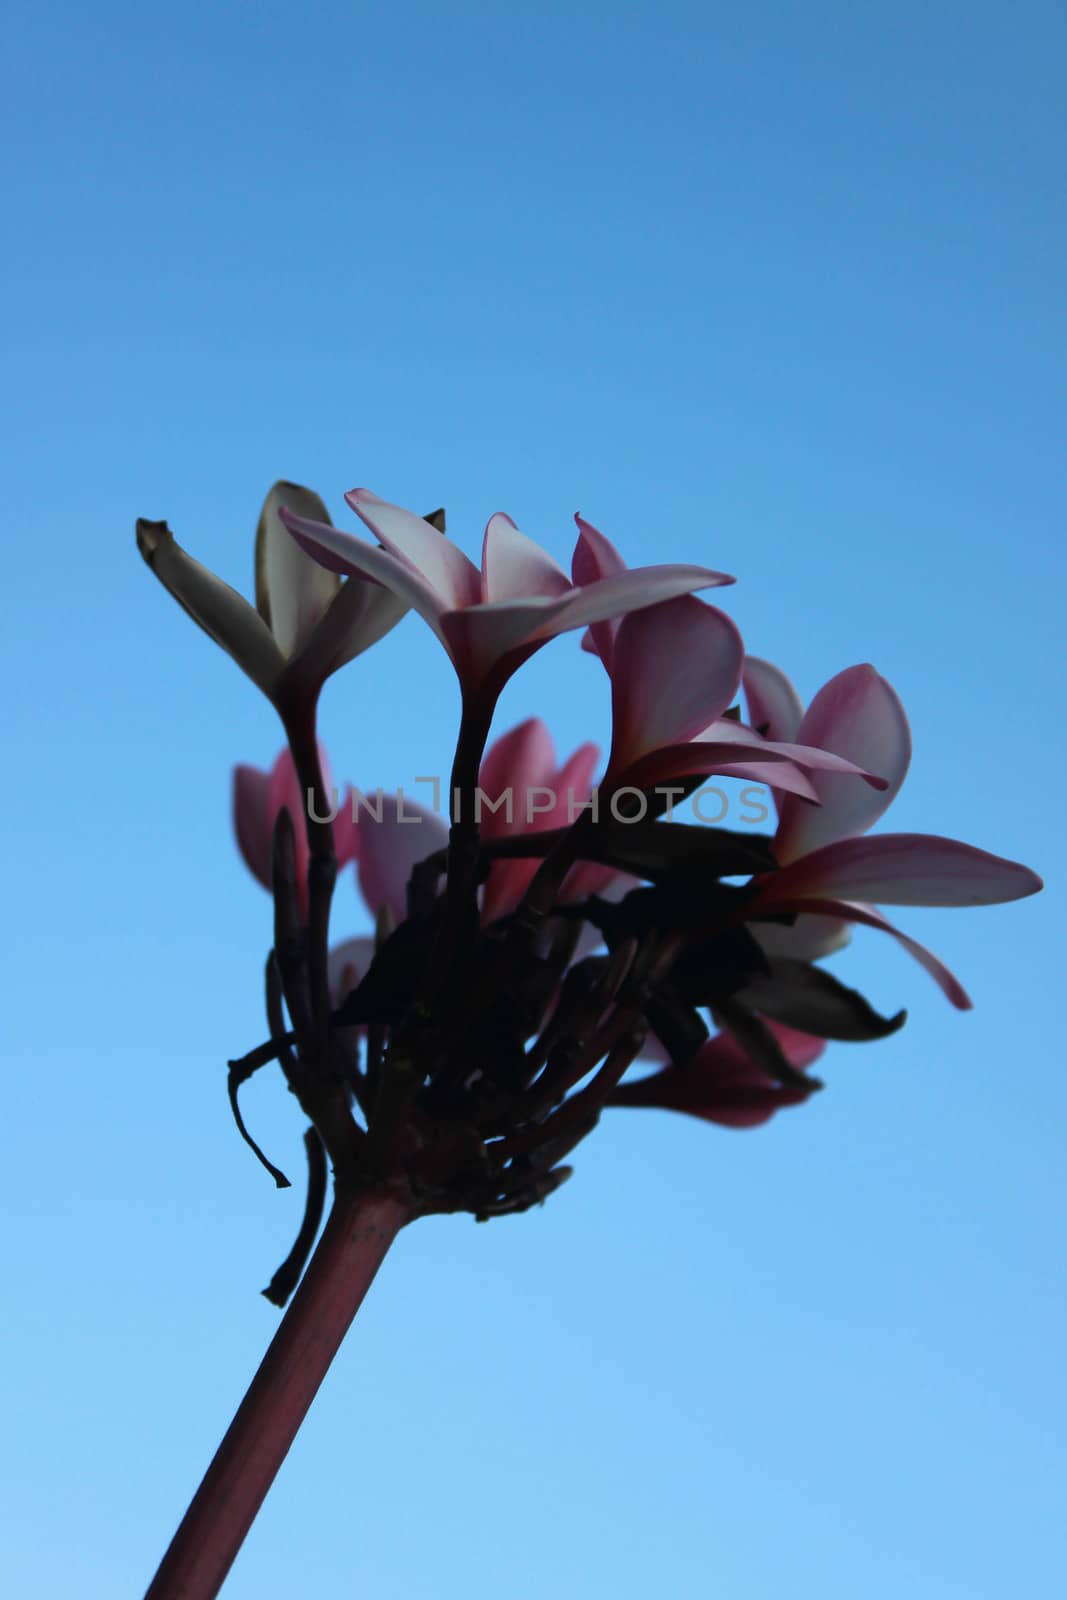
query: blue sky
3 2 1064 1596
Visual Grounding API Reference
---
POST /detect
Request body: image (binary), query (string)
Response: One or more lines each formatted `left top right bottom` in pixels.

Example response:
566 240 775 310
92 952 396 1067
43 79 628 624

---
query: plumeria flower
741 660 1043 1006
336 720 638 1043
232 741 380 1007
233 744 358 921
572 526 891 801
279 489 735 714
345 719 621 930
351 791 450 926
137 482 412 717
476 717 617 922
609 1022 825 1128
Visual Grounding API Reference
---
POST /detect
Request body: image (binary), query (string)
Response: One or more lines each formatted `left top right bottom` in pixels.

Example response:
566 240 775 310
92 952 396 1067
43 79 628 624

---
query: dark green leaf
738 958 906 1042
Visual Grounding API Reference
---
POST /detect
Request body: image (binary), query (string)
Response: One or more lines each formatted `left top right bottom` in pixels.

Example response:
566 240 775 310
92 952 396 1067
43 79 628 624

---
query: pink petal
345 488 482 609
526 561 735 645
496 742 612 917
710 761 818 795
235 744 353 918
478 718 558 838
607 598 743 773
617 714 896 802
440 599 564 688
775 666 912 863
617 739 821 803
756 833 1044 908
232 764 272 891
480 734 602 923
552 742 601 821
440 554 736 694
481 513 571 603
571 514 627 668
356 792 451 924
742 657 804 744
571 514 627 586
698 720 891 788
267 746 312 912
611 1023 824 1128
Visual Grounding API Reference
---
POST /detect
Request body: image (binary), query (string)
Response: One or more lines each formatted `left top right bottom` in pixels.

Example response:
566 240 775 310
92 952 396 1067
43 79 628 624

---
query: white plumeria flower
137 480 422 710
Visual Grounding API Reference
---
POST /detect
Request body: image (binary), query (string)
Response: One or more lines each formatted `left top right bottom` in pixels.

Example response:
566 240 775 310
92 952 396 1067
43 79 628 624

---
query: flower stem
419 695 494 1006
280 696 336 1043
143 1184 410 1600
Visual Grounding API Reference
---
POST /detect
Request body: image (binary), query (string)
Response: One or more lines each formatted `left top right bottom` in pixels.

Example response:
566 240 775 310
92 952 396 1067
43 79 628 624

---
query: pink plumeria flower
138 481 408 712
610 1022 825 1128
476 717 618 923
351 792 450 926
279 490 734 711
741 660 1043 1006
572 525 889 801
233 744 358 921
346 719 621 931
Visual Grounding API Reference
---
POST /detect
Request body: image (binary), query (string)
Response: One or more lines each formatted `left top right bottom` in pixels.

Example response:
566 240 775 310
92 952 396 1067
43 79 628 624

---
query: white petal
256 482 342 658
137 519 282 697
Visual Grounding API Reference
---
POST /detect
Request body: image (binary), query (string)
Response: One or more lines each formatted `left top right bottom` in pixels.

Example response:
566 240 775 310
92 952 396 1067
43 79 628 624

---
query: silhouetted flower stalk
136 479 1042 1599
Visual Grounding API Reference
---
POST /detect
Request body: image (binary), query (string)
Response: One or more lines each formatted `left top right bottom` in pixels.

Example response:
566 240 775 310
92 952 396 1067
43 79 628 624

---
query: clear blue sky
3 3 1064 1596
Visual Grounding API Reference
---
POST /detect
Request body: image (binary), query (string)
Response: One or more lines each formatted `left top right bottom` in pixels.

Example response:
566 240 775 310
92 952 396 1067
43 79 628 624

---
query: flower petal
328 936 376 1008
478 717 559 836
775 666 912 863
607 598 744 773
345 488 482 609
136 519 283 697
232 764 272 890
755 833 1044 908
751 895 973 1009
444 558 739 691
620 741 821 802
267 745 316 911
742 657 804 743
440 598 563 686
482 513 571 603
754 913 852 962
280 506 451 649
697 720 891 788
571 514 628 668
284 578 408 698
480 733 602 923
526 561 735 645
609 1023 824 1128
571 514 627 585
255 482 342 658
355 792 450 924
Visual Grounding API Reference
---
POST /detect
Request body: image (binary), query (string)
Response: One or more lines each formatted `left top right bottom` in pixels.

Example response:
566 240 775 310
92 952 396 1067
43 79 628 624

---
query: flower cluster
139 480 1041 1292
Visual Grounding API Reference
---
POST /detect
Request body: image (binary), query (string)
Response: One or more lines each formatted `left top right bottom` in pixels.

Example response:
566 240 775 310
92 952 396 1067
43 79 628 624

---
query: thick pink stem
144 1186 410 1600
